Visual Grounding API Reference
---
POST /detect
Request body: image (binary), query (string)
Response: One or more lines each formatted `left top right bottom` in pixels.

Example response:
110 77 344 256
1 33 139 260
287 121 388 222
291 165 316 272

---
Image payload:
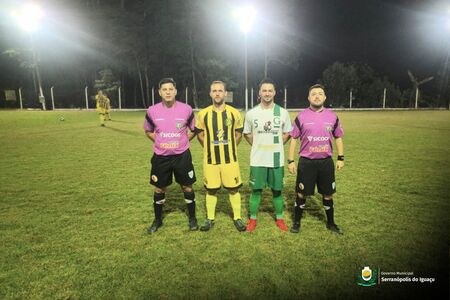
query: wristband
287 159 295 164
337 155 344 161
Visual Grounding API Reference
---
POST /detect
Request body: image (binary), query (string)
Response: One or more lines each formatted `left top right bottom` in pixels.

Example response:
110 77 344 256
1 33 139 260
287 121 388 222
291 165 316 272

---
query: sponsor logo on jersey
307 136 330 142
159 141 180 149
160 132 181 138
263 121 272 132
309 145 329 153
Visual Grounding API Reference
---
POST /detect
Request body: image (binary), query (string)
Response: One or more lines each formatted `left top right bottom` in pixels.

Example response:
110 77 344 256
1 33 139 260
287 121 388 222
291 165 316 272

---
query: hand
288 162 296 174
336 160 344 171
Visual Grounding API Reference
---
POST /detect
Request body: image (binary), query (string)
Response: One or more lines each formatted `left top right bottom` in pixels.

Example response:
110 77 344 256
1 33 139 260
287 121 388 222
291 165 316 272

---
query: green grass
0 110 449 299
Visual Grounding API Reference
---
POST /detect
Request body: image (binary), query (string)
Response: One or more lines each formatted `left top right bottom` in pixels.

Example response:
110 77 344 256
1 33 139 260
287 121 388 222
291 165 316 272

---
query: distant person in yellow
96 90 111 126
195 80 246 232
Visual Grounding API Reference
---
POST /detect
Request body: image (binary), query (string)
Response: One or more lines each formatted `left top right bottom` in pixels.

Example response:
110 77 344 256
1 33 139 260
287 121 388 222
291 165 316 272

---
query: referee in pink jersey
288 84 345 234
143 78 198 233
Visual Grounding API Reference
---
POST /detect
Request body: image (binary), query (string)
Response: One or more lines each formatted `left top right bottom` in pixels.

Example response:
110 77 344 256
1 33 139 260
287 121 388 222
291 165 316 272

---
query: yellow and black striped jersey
196 104 243 165
96 95 109 109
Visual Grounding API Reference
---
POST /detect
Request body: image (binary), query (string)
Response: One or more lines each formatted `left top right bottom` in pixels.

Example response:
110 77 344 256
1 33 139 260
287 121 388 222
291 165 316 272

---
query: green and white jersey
243 103 293 167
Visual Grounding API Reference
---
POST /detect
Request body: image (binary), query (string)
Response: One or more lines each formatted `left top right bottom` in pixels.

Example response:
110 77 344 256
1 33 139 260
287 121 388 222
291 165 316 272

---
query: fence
1 86 449 110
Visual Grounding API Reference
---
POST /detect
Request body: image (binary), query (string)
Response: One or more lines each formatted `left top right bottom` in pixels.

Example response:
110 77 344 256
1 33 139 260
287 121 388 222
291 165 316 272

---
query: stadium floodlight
232 5 257 111
11 3 44 32
10 3 46 110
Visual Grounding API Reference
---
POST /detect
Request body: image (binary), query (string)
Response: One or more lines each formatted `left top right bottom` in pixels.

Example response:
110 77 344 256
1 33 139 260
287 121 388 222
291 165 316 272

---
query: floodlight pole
383 88 386 109
244 34 249 111
30 34 45 110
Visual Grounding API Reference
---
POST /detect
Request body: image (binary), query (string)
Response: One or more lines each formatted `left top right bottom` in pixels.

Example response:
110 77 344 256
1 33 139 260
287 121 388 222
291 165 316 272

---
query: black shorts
150 150 196 188
296 156 336 196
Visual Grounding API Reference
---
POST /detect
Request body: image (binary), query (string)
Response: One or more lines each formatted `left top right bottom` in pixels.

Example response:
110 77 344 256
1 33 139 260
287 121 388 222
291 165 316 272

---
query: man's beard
214 99 224 105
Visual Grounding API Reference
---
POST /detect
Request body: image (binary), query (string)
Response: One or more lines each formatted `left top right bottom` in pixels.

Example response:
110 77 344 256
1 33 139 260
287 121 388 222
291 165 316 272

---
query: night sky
0 0 449 96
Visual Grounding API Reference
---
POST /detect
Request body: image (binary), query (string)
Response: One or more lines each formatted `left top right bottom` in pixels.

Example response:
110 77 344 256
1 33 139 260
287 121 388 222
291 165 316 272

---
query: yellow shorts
203 161 242 190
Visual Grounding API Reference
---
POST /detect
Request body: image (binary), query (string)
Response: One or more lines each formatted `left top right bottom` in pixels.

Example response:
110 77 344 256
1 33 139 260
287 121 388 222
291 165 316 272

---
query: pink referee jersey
290 107 344 159
144 101 195 156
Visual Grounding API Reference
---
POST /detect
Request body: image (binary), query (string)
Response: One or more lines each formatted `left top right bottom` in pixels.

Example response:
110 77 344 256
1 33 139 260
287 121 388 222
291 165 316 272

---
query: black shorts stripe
222 110 230 164
332 117 340 137
295 117 301 133
145 113 155 128
187 112 194 130
212 111 221 164
204 112 212 164
230 113 237 162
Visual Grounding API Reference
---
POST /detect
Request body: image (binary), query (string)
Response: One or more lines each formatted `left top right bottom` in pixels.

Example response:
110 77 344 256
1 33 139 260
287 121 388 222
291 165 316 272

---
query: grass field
0 110 449 299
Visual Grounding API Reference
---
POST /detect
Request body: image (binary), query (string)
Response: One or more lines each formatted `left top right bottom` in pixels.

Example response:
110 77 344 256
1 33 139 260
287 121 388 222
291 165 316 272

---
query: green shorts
249 166 284 191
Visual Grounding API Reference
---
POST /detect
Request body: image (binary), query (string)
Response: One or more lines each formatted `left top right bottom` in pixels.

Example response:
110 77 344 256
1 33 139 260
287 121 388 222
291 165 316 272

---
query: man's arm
188 130 196 141
235 131 242 145
244 133 253 145
197 130 204 146
283 133 291 144
288 138 297 174
335 137 344 171
145 131 155 142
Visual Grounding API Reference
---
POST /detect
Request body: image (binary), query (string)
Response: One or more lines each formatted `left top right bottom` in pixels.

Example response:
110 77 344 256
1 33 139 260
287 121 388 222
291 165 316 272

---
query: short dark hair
308 84 325 93
211 80 226 91
159 78 176 89
258 77 276 90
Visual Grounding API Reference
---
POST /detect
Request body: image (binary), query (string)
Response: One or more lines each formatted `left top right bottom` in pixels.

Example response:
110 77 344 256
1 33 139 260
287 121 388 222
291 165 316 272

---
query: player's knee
184 191 195 204
296 194 306 208
155 187 166 194
207 189 218 196
227 188 239 195
181 185 193 193
271 189 281 197
251 189 262 196
154 192 166 205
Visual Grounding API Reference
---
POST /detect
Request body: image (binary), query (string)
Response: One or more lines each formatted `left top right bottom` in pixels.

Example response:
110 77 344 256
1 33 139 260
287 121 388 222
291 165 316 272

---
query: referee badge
151 175 158 183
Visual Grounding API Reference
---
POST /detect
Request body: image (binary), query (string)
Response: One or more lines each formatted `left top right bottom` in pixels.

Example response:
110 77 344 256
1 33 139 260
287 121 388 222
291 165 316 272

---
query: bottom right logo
358 266 377 287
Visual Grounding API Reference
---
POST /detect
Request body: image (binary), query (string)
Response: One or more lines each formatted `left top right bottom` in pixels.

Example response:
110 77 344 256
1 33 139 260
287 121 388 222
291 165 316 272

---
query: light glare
11 3 44 32
233 5 256 34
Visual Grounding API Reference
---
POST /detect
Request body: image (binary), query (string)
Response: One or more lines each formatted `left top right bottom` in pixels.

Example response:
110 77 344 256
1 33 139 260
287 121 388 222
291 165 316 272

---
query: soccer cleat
290 222 301 233
233 219 246 232
200 219 214 231
246 219 257 232
189 217 199 231
276 219 289 232
326 223 343 235
147 219 163 234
